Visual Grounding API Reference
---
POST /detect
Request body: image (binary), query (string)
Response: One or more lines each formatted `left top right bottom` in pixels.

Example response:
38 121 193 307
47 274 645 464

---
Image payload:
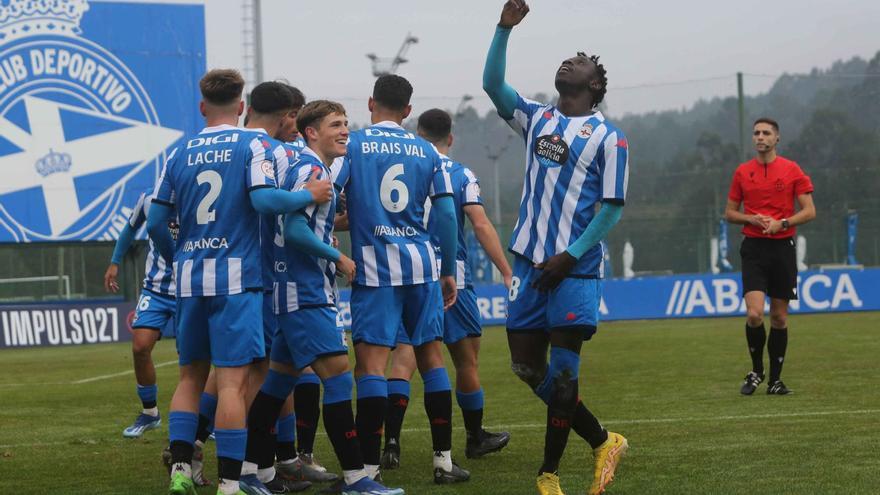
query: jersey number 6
380 163 409 213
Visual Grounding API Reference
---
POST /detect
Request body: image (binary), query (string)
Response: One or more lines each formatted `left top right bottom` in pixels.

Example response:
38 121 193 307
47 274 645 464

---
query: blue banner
337 268 879 327
0 0 206 242
0 300 136 348
847 211 858 265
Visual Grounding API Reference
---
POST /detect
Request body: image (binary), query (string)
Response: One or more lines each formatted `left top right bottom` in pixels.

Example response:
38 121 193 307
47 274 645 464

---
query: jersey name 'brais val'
506 94 629 277
427 157 482 289
273 147 339 313
336 121 453 287
154 124 277 297
129 192 177 296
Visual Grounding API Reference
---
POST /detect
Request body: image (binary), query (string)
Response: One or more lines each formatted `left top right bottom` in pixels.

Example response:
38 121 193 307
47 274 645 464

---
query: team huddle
104 2 633 495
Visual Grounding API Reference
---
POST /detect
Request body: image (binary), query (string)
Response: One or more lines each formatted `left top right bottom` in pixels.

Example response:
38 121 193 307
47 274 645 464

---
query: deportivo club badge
0 0 204 242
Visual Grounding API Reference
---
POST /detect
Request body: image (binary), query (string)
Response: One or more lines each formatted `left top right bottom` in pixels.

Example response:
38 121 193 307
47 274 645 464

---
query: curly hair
577 52 607 108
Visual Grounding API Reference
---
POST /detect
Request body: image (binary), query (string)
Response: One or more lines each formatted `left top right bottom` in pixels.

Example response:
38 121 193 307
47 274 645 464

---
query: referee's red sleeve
794 166 814 195
727 169 743 202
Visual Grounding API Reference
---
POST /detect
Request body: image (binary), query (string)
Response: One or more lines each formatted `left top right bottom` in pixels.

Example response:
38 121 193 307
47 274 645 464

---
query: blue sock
277 414 296 444
457 389 485 437
387 378 411 398
421 367 451 393
297 372 321 386
356 374 387 400
261 369 298 401
456 389 484 411
137 384 158 411
215 428 248 461
323 372 354 405
198 392 217 423
168 411 198 445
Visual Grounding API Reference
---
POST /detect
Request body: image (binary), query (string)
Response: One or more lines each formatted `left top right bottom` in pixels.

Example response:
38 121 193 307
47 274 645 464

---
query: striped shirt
428 157 482 289
128 192 176 296
153 124 277 297
335 121 453 287
272 147 338 314
505 94 629 277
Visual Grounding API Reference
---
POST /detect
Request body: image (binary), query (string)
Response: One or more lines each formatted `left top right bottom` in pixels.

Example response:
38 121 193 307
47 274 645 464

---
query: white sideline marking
0 360 178 387
3 408 878 450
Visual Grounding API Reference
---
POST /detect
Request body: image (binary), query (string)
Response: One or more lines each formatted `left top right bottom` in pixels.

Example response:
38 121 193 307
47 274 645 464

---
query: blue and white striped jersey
253 132 285 293
505 94 629 277
272 147 339 314
128 192 177 296
286 136 306 157
335 121 453 287
153 124 278 297
428 157 482 289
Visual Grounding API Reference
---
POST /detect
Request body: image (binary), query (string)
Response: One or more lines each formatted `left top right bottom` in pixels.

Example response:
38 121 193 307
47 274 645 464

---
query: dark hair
753 117 779 132
281 83 306 109
296 100 347 143
199 69 244 105
250 81 298 114
372 74 413 111
576 52 608 108
417 108 452 143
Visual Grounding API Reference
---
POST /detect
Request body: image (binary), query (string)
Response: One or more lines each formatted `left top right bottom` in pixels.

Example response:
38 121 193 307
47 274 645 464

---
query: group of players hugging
104 2 629 494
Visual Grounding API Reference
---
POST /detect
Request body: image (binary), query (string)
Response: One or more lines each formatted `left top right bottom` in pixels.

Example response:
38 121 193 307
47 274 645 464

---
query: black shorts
740 236 798 300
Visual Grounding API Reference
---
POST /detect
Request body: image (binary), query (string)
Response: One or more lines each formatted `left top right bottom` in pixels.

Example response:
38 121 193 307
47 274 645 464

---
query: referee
725 117 816 395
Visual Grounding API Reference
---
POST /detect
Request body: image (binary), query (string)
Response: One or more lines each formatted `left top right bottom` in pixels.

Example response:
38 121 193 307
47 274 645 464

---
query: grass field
1 312 879 494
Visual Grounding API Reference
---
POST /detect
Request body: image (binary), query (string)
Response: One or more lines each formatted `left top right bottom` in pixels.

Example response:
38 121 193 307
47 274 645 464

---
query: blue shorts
132 289 176 338
272 306 348 370
351 282 443 348
176 291 264 367
396 286 481 346
506 256 602 338
262 291 278 353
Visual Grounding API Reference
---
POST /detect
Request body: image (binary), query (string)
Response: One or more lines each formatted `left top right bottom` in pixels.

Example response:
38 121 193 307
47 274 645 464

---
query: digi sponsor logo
0 0 183 242
664 274 863 316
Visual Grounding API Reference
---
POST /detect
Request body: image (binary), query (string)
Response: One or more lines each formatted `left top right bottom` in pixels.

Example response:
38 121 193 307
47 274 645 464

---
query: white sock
170 462 191 479
241 461 258 477
343 468 368 486
277 457 296 465
218 478 240 495
364 464 379 480
143 407 159 417
433 450 453 471
257 466 276 483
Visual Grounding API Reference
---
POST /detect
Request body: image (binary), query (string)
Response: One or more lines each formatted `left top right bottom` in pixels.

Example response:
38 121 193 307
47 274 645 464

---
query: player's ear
237 100 245 116
402 104 412 119
447 133 454 149
368 97 375 113
199 100 207 117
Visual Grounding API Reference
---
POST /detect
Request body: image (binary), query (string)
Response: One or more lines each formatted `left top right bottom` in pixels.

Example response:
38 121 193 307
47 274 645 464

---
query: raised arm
463 203 513 288
482 0 529 118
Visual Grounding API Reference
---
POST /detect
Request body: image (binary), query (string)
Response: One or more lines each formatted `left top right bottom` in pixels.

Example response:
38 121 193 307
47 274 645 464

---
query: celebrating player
483 2 629 494
380 109 513 469
104 192 177 439
148 69 330 495
335 75 470 485
725 117 815 396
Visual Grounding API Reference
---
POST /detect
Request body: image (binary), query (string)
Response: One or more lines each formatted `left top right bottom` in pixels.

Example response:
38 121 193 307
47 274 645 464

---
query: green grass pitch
1 312 878 494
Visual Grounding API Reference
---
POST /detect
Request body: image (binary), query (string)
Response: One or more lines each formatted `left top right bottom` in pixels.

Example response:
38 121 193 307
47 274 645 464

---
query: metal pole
737 72 746 161
253 0 264 84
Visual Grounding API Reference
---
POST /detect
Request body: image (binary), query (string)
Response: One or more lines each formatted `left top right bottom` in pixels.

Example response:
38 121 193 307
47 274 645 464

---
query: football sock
322 372 365 471
421 367 453 453
137 383 158 411
245 370 297 467
216 428 247 490
572 399 608 449
294 373 321 455
745 323 767 374
276 413 297 462
196 392 217 443
540 347 580 474
168 411 198 466
385 378 411 445
356 375 387 466
768 327 788 382
456 389 485 439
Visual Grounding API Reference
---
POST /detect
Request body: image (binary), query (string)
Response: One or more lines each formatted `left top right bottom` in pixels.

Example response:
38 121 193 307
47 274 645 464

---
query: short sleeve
461 167 483 206
728 169 743 202
334 143 352 191
128 192 148 229
600 129 629 204
504 93 545 140
793 165 814 195
247 136 278 191
428 150 453 199
152 147 179 206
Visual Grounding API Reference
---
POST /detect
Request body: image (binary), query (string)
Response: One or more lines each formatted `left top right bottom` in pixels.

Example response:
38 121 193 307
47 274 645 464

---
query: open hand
104 263 120 293
304 168 333 204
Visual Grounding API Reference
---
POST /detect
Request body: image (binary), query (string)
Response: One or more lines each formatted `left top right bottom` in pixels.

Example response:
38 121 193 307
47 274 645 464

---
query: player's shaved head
417 108 452 144
250 81 298 115
200 69 244 106
372 74 413 111
297 100 347 144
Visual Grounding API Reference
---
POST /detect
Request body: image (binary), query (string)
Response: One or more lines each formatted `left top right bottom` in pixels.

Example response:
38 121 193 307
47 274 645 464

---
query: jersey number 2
196 170 222 224
380 163 409 213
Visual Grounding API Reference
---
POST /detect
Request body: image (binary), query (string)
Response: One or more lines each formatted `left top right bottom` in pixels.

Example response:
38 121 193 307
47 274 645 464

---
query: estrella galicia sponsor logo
534 134 569 168
0 0 183 242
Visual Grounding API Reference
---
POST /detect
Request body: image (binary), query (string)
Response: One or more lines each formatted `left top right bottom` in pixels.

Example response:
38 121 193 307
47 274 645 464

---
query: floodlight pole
737 72 746 161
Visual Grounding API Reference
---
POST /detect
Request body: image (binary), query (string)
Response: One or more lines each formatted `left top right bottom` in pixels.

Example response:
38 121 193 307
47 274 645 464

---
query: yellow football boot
588 432 628 495
537 471 565 495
